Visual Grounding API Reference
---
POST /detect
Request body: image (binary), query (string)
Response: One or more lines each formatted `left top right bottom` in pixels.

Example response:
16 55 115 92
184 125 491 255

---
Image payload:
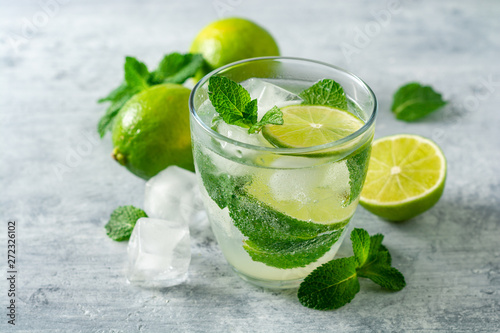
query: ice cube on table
127 217 191 287
144 166 203 224
242 78 303 119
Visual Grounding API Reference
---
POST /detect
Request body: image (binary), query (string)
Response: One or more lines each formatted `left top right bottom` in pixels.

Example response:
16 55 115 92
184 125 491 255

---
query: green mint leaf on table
149 53 205 85
357 255 405 291
208 76 283 133
392 82 447 121
248 106 284 134
97 53 204 137
368 233 388 262
298 257 360 310
299 79 348 110
298 228 406 310
104 205 147 241
350 228 370 267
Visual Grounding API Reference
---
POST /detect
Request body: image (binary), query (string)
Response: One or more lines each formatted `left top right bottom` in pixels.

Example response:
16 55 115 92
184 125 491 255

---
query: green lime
360 134 446 221
190 17 279 79
111 84 194 179
262 105 364 148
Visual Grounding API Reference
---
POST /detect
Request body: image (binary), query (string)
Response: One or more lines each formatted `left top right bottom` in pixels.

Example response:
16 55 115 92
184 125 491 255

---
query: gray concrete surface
1 0 499 332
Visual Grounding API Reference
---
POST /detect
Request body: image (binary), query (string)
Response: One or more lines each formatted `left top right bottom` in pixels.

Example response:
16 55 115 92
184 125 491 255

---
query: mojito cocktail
189 57 377 288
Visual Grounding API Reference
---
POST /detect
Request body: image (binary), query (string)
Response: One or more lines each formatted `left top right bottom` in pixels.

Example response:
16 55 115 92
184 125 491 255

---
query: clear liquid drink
189 57 377 288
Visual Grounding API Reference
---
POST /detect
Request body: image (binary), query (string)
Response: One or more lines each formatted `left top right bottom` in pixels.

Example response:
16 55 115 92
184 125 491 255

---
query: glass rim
189 56 377 154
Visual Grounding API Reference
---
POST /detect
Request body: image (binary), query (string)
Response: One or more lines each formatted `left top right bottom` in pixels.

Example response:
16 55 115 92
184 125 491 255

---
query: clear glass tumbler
189 57 377 289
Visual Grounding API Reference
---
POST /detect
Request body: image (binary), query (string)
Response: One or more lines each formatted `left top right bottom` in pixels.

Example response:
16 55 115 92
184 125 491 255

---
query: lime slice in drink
360 134 446 221
262 105 364 148
244 164 355 228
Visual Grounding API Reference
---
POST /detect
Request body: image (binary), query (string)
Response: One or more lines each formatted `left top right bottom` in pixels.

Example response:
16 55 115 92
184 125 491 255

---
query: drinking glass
189 57 377 289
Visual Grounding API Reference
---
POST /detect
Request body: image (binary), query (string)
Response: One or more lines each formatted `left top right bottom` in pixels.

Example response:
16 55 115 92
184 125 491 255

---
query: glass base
230 265 302 289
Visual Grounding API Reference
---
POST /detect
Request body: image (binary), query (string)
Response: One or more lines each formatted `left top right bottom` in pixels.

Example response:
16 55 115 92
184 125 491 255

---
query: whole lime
111 84 194 179
190 17 279 78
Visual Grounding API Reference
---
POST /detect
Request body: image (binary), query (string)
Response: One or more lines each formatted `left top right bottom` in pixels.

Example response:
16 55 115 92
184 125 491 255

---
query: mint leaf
97 57 151 137
97 57 150 137
244 230 343 269
248 106 284 134
97 88 136 137
365 234 392 265
360 266 406 291
243 98 258 125
356 233 405 291
368 233 384 252
357 252 406 291
208 76 283 133
124 57 150 90
104 205 147 241
392 82 447 121
351 228 370 267
298 257 360 310
193 147 249 209
150 53 205 85
345 143 371 206
299 79 348 110
208 76 254 128
378 244 392 266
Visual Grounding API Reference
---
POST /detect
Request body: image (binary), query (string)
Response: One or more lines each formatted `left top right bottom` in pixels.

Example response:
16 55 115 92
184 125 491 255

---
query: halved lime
262 105 364 148
360 134 446 221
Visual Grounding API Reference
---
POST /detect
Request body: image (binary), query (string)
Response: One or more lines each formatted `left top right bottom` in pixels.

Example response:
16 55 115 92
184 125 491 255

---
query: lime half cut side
262 105 364 149
360 134 446 221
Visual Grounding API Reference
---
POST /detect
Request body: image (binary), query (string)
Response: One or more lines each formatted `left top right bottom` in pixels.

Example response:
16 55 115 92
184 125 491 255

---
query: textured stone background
1 0 499 332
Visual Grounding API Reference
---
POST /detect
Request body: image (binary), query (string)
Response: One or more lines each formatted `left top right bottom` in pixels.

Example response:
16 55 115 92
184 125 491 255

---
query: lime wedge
360 134 446 221
262 105 364 148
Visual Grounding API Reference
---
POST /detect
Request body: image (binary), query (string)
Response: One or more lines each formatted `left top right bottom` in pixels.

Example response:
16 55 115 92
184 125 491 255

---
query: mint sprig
298 257 360 310
97 53 205 137
208 76 283 134
298 228 406 310
391 82 447 121
104 205 147 241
